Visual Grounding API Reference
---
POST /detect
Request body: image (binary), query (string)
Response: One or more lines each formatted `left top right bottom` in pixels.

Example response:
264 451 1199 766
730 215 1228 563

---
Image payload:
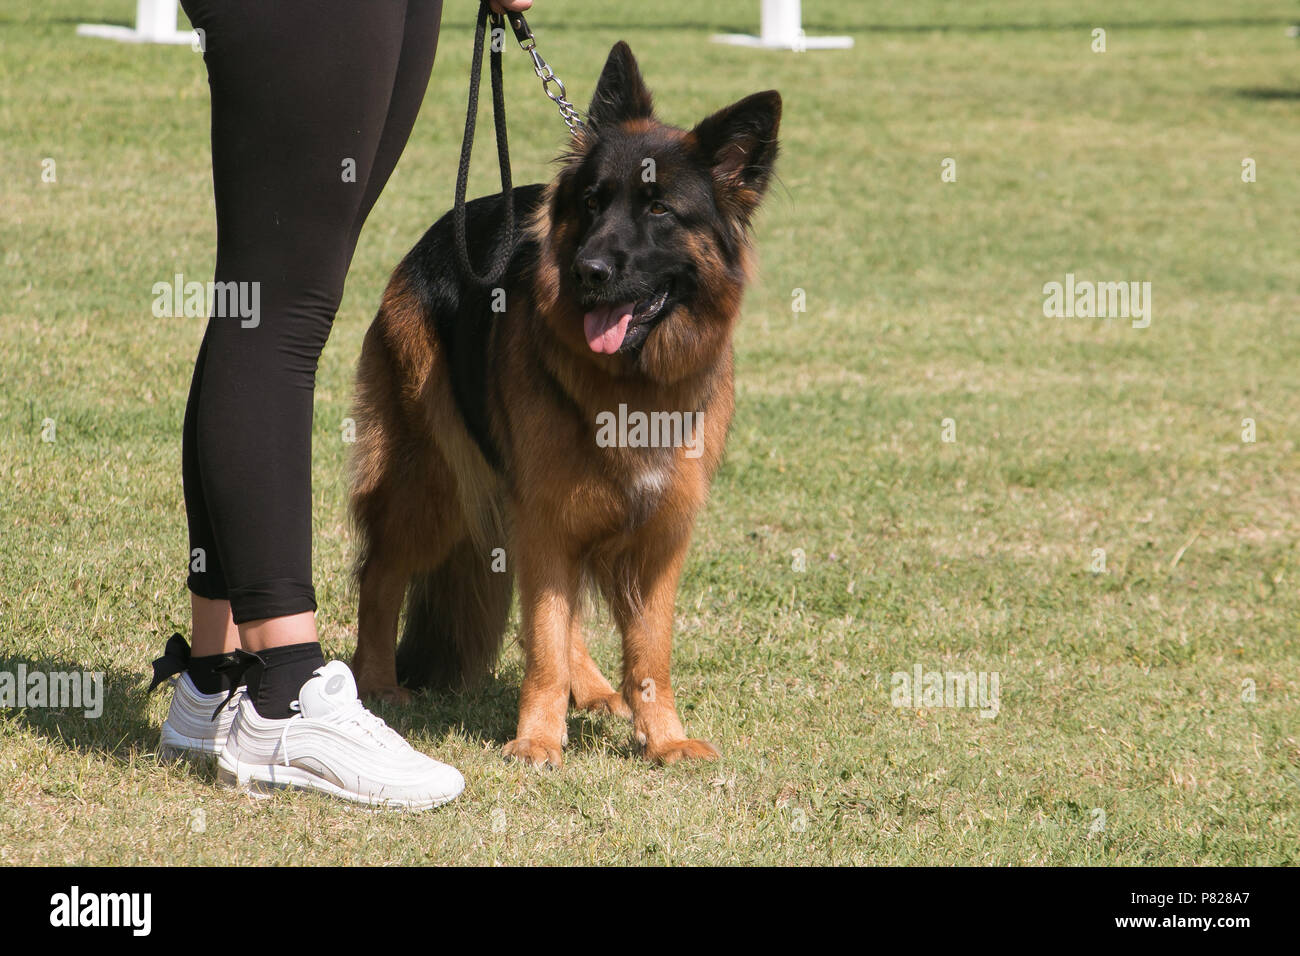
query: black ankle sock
244 642 326 720
187 653 242 695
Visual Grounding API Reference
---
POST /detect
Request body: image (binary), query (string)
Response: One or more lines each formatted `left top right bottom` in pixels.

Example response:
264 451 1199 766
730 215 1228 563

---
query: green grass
1 0 1298 865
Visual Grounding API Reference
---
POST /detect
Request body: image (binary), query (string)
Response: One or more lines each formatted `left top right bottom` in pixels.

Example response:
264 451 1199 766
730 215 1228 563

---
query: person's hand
489 0 533 14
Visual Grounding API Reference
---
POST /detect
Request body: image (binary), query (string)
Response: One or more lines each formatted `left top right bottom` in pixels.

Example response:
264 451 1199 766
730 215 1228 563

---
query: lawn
1 0 1297 865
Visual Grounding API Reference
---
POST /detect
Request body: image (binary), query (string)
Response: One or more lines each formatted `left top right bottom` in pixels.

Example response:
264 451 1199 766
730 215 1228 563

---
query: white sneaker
159 672 242 761
216 660 464 810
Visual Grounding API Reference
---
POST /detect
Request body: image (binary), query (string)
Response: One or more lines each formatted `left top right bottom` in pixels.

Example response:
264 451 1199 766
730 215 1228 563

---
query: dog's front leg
614 532 720 765
503 521 578 769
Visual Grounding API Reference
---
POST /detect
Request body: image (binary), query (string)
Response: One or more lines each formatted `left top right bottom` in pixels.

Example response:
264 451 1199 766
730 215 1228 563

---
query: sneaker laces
313 698 412 752
272 698 415 768
277 707 305 767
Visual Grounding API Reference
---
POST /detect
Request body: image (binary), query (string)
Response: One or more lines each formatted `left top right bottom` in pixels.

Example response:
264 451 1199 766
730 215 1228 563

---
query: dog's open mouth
583 284 672 354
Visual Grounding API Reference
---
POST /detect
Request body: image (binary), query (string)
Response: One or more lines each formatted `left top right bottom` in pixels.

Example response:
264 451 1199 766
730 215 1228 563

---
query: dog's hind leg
354 550 412 703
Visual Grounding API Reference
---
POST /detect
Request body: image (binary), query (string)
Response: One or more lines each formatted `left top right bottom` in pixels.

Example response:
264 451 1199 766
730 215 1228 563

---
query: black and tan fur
348 42 780 766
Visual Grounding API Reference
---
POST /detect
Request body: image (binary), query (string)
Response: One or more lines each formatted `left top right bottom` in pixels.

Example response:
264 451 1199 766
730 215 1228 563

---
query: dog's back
348 187 545 694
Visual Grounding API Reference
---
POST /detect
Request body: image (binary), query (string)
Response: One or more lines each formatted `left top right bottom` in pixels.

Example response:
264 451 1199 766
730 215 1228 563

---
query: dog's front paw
503 736 564 768
644 738 720 765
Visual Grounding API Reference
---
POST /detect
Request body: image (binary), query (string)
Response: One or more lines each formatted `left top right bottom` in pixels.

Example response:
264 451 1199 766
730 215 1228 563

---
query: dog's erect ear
587 42 654 130
691 90 782 219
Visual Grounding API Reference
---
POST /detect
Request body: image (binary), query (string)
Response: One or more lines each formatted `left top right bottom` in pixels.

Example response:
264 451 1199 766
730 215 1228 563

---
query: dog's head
535 43 781 381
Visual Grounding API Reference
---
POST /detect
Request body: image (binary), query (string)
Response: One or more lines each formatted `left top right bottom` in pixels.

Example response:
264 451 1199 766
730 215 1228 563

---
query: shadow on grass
371 672 642 761
0 650 639 765
0 652 157 760
33 14 1289 34
801 16 1289 34
438 16 1290 35
1230 86 1300 101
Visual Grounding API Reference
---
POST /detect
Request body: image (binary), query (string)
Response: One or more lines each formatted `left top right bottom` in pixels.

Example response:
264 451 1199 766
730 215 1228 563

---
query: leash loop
452 2 514 286
452 3 585 286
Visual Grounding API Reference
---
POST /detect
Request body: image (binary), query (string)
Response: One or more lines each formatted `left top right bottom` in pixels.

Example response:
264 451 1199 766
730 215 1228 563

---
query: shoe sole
159 724 226 762
216 756 463 811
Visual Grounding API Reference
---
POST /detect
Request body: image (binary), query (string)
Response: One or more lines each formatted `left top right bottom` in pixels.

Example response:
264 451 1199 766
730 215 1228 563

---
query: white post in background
713 0 853 51
77 0 196 45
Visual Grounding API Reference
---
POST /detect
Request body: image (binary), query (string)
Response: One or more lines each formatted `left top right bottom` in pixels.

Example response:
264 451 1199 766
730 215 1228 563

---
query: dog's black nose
575 257 613 286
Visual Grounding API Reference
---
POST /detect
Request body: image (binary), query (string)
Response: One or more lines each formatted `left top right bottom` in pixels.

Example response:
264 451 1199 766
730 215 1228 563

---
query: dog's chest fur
623 448 676 526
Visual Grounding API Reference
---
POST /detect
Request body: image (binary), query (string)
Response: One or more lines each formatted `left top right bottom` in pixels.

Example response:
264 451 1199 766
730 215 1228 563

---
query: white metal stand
77 0 195 45
712 0 853 51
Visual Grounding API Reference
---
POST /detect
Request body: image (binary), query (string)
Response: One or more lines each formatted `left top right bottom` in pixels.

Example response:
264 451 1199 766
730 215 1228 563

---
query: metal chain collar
501 10 586 136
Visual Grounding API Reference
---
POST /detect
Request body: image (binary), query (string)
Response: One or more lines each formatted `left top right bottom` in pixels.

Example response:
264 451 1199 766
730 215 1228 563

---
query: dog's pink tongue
584 303 634 353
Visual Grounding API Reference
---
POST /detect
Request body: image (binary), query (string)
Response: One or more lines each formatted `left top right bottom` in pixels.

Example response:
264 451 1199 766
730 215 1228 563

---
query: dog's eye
585 195 599 211
648 200 669 216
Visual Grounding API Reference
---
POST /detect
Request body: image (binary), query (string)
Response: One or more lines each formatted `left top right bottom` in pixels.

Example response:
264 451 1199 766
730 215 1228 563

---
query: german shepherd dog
348 42 780 766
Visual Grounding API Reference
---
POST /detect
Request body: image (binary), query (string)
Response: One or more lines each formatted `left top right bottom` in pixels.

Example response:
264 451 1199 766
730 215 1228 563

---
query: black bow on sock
147 633 192 694
210 650 263 721
147 633 262 721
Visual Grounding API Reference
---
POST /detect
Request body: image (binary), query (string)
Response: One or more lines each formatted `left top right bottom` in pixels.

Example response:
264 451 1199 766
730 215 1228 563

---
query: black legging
180 0 444 623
